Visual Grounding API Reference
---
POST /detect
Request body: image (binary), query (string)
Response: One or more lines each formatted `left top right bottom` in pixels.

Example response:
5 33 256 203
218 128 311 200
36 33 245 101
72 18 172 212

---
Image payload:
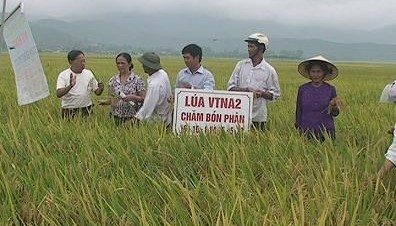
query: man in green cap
135 52 172 124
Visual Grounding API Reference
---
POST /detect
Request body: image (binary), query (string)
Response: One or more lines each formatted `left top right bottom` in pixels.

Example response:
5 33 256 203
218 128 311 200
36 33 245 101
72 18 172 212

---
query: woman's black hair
116 52 133 70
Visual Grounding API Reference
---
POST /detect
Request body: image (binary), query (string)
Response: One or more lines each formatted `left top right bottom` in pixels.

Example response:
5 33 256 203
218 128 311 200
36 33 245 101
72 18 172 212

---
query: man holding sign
56 50 104 118
175 44 215 90
168 44 215 104
227 32 281 130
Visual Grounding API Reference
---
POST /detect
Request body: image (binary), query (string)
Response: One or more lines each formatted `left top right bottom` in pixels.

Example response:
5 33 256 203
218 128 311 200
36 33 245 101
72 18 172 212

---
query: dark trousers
61 106 92 119
252 121 266 131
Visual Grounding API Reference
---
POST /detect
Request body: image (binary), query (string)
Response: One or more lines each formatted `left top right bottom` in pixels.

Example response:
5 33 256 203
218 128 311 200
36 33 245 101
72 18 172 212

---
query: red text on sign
185 95 205 107
208 97 241 109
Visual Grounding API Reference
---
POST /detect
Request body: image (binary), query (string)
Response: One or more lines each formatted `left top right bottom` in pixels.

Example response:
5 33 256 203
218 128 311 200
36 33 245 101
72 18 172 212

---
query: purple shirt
295 82 339 138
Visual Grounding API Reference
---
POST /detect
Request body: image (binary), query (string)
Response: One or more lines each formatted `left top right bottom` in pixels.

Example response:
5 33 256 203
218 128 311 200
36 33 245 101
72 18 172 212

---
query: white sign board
2 3 49 105
172 89 253 134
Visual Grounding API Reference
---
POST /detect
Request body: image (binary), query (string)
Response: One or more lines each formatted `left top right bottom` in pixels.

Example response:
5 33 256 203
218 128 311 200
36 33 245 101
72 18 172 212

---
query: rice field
0 52 395 225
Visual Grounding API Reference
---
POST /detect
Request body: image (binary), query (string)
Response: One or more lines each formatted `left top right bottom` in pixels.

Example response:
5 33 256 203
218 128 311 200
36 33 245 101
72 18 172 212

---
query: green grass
0 52 395 225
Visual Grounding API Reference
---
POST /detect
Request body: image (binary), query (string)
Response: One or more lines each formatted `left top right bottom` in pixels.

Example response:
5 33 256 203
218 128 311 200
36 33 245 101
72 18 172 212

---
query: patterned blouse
108 73 145 118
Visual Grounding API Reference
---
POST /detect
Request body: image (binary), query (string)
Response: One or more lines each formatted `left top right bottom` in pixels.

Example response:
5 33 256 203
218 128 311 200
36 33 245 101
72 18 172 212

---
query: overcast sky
13 0 396 30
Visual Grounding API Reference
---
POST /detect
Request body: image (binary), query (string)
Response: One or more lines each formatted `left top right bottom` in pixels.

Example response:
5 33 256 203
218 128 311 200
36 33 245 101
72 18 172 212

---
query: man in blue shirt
175 44 215 90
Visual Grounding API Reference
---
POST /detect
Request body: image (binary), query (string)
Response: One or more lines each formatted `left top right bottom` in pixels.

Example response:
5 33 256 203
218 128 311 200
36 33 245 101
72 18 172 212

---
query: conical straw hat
297 55 338 81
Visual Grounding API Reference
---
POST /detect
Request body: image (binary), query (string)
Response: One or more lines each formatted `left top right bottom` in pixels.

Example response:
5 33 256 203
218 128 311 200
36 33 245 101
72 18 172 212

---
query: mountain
28 12 396 61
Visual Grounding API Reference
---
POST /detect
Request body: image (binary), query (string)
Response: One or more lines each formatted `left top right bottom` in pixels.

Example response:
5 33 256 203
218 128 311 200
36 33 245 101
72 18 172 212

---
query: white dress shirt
136 69 172 124
227 58 280 122
176 65 215 90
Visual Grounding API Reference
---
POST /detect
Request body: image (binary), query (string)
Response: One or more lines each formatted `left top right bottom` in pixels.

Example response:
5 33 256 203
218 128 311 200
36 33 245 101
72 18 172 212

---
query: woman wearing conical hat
295 55 341 142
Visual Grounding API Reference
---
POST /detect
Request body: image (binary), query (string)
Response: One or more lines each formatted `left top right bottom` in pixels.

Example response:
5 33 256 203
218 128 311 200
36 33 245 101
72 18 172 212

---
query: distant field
0 52 395 225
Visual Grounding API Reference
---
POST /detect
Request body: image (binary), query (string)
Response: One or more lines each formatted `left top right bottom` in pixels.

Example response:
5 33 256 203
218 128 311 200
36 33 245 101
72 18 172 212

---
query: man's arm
56 73 75 98
56 85 73 98
203 72 215 91
229 86 250 92
135 84 160 120
259 67 280 100
227 61 244 91
378 159 395 179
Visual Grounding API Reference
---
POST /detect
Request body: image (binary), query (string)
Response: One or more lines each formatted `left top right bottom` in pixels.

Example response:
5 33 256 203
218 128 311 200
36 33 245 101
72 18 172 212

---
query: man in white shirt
56 50 104 118
227 33 281 130
135 52 172 124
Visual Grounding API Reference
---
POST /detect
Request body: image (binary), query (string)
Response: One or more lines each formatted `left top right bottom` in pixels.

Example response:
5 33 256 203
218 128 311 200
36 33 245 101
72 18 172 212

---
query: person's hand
69 73 76 87
329 97 337 107
94 81 105 95
259 90 273 100
122 94 135 102
253 90 262 98
97 81 104 91
167 93 175 103
179 81 192 89
329 97 343 108
97 99 110 105
246 87 255 92
244 88 262 98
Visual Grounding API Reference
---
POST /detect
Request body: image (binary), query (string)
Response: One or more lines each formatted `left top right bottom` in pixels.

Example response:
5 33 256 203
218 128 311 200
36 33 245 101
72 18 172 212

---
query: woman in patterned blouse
99 53 146 125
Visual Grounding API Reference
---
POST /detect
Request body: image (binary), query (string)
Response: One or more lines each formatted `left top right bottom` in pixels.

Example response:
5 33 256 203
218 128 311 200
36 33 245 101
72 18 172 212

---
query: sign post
172 89 253 134
0 0 6 52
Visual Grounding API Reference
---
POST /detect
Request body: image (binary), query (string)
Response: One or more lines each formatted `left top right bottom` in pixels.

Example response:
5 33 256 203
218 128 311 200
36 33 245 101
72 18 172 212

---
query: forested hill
28 12 396 61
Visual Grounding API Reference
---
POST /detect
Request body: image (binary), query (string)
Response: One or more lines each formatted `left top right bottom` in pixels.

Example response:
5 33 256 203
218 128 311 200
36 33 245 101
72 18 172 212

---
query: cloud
18 0 396 29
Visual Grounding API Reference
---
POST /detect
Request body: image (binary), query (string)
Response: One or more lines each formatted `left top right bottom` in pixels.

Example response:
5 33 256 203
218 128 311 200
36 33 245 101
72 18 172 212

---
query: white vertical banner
2 3 49 105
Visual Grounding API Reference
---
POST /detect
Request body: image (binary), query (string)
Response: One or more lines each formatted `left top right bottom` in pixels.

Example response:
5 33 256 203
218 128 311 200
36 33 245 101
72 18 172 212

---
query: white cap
244 33 269 48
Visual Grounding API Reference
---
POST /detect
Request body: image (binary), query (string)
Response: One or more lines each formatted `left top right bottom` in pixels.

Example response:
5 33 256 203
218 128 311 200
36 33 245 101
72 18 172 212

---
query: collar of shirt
183 65 204 75
147 69 162 82
243 58 268 70
68 68 88 75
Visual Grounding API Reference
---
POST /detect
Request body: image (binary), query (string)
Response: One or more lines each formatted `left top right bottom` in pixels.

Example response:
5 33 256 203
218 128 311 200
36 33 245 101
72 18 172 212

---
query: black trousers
61 106 92 119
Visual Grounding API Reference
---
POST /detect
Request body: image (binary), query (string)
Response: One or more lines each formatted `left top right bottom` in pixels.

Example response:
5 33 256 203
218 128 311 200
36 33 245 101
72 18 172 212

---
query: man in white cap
135 52 172 124
227 33 281 130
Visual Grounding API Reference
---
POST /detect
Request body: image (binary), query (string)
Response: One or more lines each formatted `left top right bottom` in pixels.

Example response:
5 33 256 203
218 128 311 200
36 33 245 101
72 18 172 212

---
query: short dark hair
67 50 84 63
116 52 134 70
306 61 330 75
182 44 202 62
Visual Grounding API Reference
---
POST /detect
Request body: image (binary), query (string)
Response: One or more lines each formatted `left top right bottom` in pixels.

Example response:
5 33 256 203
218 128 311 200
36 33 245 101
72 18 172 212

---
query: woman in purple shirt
295 55 340 141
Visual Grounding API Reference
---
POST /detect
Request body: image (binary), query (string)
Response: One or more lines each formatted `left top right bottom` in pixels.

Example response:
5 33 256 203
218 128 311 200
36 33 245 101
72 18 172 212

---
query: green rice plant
0 52 395 225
